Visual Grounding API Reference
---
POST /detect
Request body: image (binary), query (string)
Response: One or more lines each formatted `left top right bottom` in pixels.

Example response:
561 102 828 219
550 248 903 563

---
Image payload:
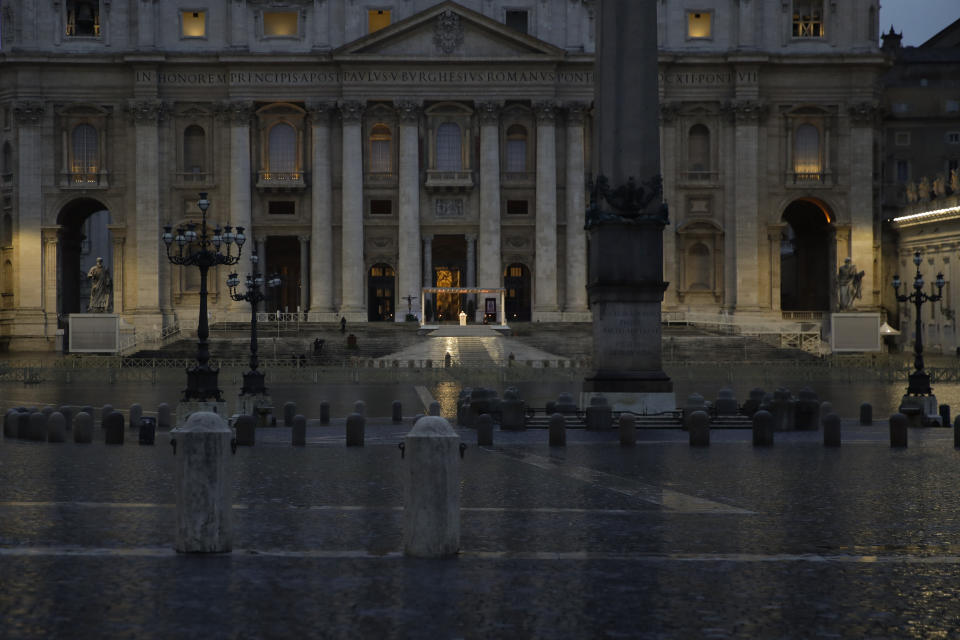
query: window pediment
256 103 306 117
55 103 111 118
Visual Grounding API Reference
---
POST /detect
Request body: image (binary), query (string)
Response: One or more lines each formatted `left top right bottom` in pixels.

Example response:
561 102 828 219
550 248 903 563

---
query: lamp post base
183 364 224 402
898 393 939 428
241 370 267 396
906 370 932 396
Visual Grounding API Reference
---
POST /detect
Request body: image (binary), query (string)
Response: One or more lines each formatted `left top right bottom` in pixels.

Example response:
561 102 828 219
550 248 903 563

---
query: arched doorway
781 199 832 311
57 198 112 319
264 236 301 313
368 263 395 321
504 263 531 321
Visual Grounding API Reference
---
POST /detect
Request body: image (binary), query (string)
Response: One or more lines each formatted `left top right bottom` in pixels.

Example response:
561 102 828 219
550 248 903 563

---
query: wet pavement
3 420 960 638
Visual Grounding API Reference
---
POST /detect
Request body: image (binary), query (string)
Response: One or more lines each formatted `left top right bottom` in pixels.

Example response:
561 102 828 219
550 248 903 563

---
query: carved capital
395 100 422 124
659 102 680 123
215 101 255 125
533 101 558 123
339 101 365 124
476 101 502 126
724 100 767 123
126 99 167 125
13 101 45 125
848 101 881 125
565 101 589 125
306 101 336 124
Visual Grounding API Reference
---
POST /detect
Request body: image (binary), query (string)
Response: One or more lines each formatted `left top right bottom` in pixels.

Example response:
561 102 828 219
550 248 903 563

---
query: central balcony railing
257 171 306 189
425 169 474 190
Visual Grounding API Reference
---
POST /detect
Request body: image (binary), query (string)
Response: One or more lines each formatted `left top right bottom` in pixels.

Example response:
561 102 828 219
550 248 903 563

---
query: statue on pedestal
836 257 864 312
951 169 960 194
918 177 931 201
933 174 947 198
87 257 112 313
906 181 918 203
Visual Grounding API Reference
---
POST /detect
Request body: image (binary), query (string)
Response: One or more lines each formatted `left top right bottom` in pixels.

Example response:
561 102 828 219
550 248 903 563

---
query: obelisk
581 0 675 414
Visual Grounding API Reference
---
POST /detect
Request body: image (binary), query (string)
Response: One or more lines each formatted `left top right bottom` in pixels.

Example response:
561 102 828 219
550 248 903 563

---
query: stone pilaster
423 235 433 287
128 99 165 318
13 102 44 325
565 102 589 316
108 225 126 315
42 228 59 333
397 100 422 322
298 236 309 312
137 0 158 48
477 101 502 291
339 101 365 318
308 102 336 314
728 100 767 311
221 102 254 313
534 101 559 318
848 102 881 309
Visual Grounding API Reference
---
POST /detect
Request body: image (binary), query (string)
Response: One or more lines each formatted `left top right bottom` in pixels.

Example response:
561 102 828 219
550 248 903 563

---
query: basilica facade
0 0 888 350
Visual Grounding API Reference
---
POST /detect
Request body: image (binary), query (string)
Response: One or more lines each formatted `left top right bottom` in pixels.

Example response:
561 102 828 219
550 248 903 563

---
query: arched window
71 124 98 182
369 123 392 174
2 142 11 176
687 124 710 178
687 243 712 290
793 123 821 179
183 125 206 177
505 124 527 173
436 123 462 171
268 123 297 177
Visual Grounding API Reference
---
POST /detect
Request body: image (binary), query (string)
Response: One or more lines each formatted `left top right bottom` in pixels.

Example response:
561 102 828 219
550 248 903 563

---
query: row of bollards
3 405 159 445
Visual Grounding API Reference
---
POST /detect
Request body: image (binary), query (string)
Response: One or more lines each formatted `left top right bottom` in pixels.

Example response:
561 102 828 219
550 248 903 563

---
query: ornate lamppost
162 193 245 402
892 250 944 397
227 250 281 396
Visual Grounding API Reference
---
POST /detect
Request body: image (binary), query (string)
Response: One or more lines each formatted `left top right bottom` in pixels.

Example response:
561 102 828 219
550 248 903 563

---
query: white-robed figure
87 257 112 313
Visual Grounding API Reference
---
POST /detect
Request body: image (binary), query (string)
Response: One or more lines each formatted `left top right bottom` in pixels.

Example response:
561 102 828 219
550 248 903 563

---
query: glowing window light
182 11 206 38
264 11 298 37
687 12 711 39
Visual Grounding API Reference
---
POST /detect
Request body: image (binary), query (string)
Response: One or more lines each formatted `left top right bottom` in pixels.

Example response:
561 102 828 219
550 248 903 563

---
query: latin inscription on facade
658 70 759 86
134 69 593 87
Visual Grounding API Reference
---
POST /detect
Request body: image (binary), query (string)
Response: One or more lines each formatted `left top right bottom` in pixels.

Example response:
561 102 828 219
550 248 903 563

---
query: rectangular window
947 132 960 145
896 160 909 183
369 199 393 215
66 1 101 37
895 132 911 146
181 11 206 38
268 201 296 215
506 200 529 215
792 1 824 38
687 11 712 39
368 9 391 33
263 11 299 37
505 10 529 34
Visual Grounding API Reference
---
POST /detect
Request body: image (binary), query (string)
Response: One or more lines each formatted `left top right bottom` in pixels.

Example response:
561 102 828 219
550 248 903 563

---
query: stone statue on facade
918 177 931 201
933 174 947 198
836 257 864 312
951 169 960 194
906 181 918 203
87 257 112 313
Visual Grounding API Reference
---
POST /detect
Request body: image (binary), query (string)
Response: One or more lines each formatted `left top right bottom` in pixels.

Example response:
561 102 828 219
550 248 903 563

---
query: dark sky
880 0 960 46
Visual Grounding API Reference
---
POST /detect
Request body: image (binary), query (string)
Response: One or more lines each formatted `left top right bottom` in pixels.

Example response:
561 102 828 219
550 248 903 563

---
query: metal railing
661 310 821 354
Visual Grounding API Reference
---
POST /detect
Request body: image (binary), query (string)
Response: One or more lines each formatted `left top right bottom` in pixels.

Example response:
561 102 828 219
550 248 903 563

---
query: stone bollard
585 395 613 431
549 413 566 447
889 413 908 448
823 413 841 447
101 404 114 428
954 415 960 449
171 412 234 553
476 414 493 446
17 412 31 439
4 409 18 438
354 401 366 417
58 406 73 431
319 401 330 425
74 412 93 444
28 412 47 442
429 401 441 417
752 410 774 447
794 388 820 430
500 388 526 431
742 388 766 418
413 413 425 425
81 405 94 421
619 414 636 447
235 415 256 446
292 415 307 446
940 404 951 430
129 404 143 430
859 403 872 426
346 413 365 447
157 403 171 430
104 412 125 445
42 406 55 418
139 417 156 445
401 416 463 557
688 410 710 447
47 412 66 443
283 402 296 427
770 388 795 431
683 393 707 430
392 401 403 424
555 392 578 415
714 388 739 417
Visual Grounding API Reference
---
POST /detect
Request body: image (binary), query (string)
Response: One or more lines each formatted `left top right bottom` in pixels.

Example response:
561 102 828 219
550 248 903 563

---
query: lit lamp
892 250 944 402
227 249 281 397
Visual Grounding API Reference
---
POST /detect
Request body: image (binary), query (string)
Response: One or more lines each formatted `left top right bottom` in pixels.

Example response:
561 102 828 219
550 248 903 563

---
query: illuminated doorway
368 263 395 321
434 267 461 321
781 199 832 311
504 263 531 321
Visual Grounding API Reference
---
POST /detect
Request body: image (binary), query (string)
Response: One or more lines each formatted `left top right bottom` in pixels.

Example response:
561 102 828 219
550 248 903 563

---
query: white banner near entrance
68 314 120 353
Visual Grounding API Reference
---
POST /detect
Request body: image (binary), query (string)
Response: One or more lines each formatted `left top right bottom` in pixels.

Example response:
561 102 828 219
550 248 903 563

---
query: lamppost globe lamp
891 250 944 399
228 248 281 396
163 192 245 402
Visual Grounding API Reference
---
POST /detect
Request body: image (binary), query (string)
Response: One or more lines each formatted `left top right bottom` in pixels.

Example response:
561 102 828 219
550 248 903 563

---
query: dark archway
781 199 833 311
504 263 531 321
367 263 395 321
57 198 112 320
265 236 301 313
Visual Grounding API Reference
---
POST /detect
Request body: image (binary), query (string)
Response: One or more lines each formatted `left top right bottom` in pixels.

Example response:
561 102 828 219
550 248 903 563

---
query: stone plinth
176 400 228 429
402 416 461 557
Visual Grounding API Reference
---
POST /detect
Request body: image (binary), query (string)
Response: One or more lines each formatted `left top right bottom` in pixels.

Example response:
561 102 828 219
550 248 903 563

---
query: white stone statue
933 174 947 198
951 169 960 194
918 177 931 201
86 257 112 313
836 257 864 312
906 181 918 203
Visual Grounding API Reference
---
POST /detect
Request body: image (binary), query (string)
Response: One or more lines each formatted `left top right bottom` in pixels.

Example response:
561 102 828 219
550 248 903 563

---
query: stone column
108 225 126 314
466 233 477 320
128 100 164 319
12 102 45 336
477 102 502 291
565 102 589 316
423 234 433 319
848 104 879 309
659 103 680 308
299 236 309 313
730 101 766 310
397 101 422 322
768 224 785 312
308 102 335 315
224 102 254 315
42 228 59 333
339 101 365 318
534 101 559 318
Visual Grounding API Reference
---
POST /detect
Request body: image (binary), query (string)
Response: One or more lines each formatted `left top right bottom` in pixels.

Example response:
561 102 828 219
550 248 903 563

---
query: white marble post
13 102 44 333
534 102 559 319
565 103 589 317
849 105 879 309
308 103 335 315
731 102 764 310
397 101 422 322
299 236 309 313
129 100 164 318
477 102 502 291
226 102 254 315
339 101 365 318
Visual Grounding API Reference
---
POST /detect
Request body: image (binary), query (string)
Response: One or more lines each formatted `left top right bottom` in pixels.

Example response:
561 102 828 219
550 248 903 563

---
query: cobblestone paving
2 423 960 638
